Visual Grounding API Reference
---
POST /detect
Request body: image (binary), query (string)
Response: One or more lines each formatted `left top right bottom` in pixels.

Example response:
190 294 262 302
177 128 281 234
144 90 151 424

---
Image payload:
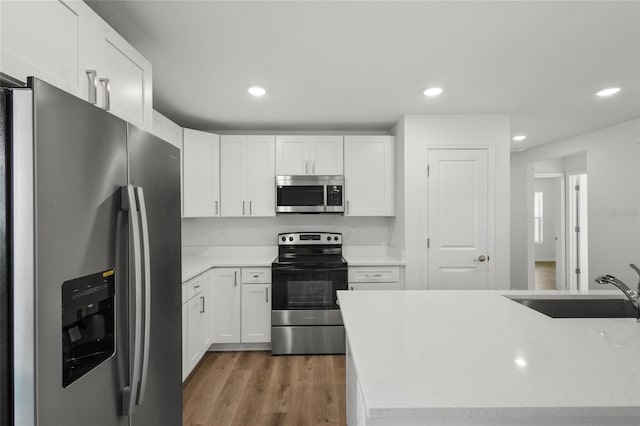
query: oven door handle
273 265 347 272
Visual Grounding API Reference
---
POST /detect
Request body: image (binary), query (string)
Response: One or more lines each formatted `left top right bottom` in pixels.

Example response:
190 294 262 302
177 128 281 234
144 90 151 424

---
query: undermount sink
507 297 637 318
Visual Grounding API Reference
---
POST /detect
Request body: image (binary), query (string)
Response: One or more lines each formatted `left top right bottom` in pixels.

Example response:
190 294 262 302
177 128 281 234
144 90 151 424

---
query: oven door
272 264 347 310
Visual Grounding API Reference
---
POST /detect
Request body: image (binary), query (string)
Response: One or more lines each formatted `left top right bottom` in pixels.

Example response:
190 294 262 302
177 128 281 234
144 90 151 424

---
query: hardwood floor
183 351 346 426
535 261 557 290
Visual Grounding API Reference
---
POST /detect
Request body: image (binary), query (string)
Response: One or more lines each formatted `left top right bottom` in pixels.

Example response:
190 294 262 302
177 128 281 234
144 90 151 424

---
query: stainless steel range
271 232 347 355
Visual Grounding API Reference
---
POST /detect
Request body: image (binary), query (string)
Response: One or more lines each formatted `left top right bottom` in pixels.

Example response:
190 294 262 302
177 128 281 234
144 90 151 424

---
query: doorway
533 174 563 290
531 153 587 290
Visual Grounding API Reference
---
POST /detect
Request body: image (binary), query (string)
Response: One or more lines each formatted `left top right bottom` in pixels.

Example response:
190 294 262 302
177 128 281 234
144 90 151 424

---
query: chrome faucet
595 264 640 322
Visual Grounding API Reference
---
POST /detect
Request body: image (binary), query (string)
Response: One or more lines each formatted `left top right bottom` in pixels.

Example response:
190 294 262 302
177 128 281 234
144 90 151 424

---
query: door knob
474 255 487 262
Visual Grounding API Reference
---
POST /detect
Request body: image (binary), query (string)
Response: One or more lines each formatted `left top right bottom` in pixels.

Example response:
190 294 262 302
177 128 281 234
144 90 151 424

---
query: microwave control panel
326 185 343 206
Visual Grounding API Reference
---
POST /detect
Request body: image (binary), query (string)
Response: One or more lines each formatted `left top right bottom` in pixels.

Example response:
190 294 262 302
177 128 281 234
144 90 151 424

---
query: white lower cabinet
241 284 271 343
348 266 402 291
186 292 203 373
210 268 241 343
182 270 212 381
210 267 271 344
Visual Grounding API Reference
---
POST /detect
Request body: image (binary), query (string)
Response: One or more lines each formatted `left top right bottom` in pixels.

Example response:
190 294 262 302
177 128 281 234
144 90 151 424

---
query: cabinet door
186 296 203 373
245 136 276 217
93 18 153 131
220 136 246 217
181 301 188 381
0 0 94 100
211 268 241 344
275 136 308 175
309 136 344 175
200 271 212 350
183 129 220 217
241 284 271 343
344 136 394 216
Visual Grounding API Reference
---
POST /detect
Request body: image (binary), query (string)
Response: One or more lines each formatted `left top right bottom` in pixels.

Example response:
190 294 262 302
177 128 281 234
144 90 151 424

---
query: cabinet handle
249 201 252 216
346 200 350 214
242 201 245 216
365 273 382 278
215 201 219 215
350 286 354 290
312 160 316 174
234 270 238 286
252 274 259 278
265 288 269 303
193 284 200 289
200 296 205 313
99 78 110 111
305 160 309 174
86 70 97 104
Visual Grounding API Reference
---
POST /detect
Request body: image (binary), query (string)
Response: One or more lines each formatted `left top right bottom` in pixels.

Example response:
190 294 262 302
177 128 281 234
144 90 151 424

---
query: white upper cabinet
92 16 153 131
0 0 153 131
309 136 344 175
0 0 94 99
152 110 182 149
183 129 220 218
344 136 394 216
275 136 343 175
220 135 275 217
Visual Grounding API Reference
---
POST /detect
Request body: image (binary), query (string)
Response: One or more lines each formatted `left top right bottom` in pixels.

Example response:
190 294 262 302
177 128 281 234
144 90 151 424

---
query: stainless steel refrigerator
0 77 182 426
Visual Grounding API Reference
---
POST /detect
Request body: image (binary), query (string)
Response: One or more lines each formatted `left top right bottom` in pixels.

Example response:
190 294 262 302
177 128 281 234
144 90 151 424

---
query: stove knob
327 236 331 241
281 236 286 242
289 237 294 241
334 236 339 241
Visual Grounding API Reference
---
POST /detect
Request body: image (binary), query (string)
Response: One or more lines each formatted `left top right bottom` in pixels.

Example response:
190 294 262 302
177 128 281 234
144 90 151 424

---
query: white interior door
427 149 491 290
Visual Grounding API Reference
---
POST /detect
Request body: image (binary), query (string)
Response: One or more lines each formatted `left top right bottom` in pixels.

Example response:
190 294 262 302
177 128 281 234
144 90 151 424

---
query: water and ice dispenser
62 269 115 387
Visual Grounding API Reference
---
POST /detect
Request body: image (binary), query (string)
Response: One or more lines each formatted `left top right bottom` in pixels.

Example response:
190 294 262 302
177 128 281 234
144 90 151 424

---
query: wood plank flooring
183 351 346 426
535 261 557 290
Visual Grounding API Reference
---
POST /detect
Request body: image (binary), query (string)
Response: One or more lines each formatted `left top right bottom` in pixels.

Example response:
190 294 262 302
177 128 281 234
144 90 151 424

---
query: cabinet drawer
187 276 203 299
349 282 401 291
242 268 271 284
348 266 400 283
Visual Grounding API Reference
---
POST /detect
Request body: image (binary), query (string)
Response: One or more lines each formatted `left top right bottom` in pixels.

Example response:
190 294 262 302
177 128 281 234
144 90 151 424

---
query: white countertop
182 246 277 282
181 245 405 282
338 290 640 422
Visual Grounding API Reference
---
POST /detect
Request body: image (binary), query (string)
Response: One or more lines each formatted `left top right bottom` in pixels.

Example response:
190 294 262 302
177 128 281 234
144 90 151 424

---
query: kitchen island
337 290 640 426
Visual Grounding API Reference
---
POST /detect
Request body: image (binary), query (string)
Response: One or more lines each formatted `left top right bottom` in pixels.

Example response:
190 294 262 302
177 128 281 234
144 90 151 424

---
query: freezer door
15 79 130 426
127 125 182 426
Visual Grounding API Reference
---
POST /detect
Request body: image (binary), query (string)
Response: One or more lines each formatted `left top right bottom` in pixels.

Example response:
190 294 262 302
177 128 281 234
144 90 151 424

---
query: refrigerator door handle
121 185 143 415
135 187 152 405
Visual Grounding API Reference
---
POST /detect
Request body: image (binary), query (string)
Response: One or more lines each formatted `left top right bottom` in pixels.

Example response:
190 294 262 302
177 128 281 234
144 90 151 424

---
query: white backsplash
182 216 393 247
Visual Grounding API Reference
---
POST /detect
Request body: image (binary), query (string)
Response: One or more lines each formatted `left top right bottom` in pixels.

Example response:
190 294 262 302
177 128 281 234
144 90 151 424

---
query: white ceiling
86 0 640 150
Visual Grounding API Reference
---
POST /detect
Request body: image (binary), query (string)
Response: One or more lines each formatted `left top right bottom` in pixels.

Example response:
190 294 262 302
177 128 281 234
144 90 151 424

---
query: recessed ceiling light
248 86 266 96
512 135 527 142
595 87 621 97
423 87 443 97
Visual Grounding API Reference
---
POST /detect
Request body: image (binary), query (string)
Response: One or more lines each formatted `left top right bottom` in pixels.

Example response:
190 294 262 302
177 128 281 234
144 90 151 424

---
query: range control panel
278 232 342 245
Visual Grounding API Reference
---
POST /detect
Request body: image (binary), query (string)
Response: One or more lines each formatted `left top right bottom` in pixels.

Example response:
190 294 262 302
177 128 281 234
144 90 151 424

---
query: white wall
391 114 511 290
182 216 393 247
511 118 640 290
534 178 558 261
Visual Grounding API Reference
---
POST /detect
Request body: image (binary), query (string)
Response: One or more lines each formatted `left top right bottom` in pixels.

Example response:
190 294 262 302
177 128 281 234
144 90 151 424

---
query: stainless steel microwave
275 175 344 214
